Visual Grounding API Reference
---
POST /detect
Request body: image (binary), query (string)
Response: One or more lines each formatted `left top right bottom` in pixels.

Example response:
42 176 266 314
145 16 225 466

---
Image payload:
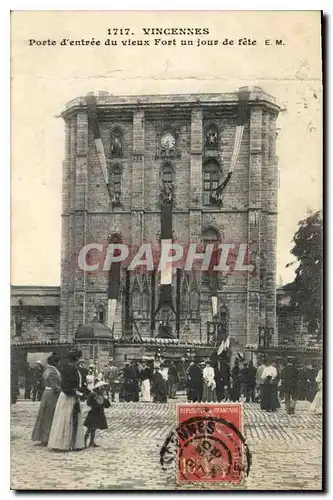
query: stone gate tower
60 88 280 351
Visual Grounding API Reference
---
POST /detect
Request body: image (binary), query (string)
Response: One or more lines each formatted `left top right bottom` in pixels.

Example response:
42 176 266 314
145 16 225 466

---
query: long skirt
262 383 280 411
124 381 139 402
32 389 60 445
47 392 85 451
202 383 217 402
310 389 322 414
188 384 203 403
141 379 151 402
261 383 272 410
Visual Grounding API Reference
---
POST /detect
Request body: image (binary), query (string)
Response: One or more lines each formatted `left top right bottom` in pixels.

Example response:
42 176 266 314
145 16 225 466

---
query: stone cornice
61 89 281 120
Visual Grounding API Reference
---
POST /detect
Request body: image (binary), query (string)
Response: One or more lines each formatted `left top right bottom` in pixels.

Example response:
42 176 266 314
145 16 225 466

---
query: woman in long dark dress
152 365 168 403
32 353 61 446
230 363 241 402
187 360 203 403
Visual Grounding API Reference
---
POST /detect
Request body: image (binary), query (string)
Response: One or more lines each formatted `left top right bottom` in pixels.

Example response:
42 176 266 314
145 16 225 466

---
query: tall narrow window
110 127 124 158
132 287 150 320
202 227 220 287
95 302 106 324
113 167 122 198
15 315 22 337
203 161 220 205
132 289 142 319
161 164 173 186
142 290 150 319
160 163 174 205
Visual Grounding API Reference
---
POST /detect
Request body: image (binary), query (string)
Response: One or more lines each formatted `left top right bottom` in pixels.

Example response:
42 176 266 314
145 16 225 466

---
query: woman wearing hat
202 361 217 403
48 349 85 452
31 353 61 446
86 364 96 392
84 381 110 447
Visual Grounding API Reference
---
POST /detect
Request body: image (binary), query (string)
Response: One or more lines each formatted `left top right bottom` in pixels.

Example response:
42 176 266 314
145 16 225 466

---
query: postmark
160 403 251 484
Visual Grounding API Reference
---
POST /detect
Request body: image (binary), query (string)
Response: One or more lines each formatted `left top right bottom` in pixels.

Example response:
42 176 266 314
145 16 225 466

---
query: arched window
203 161 220 205
160 162 174 205
110 127 123 158
202 227 220 246
161 163 173 186
132 288 150 320
132 289 141 318
95 302 106 324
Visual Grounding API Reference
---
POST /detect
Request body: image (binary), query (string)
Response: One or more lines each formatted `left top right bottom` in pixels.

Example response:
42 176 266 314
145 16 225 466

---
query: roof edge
61 87 281 118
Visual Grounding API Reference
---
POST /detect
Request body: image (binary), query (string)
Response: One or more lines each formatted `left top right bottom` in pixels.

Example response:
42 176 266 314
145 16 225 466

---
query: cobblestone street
11 399 322 491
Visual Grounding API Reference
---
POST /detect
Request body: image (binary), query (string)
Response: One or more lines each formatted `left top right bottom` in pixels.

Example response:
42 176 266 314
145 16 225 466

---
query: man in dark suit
77 359 89 399
282 357 299 415
187 358 203 403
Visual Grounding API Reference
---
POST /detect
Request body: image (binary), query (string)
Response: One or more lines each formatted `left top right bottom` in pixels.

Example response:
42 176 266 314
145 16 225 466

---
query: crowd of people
186 356 323 416
187 358 258 404
14 349 322 453
29 351 182 451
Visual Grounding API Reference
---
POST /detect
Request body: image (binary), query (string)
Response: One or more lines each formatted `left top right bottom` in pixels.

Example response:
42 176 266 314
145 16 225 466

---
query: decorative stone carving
205 124 219 149
107 229 123 243
159 180 174 205
155 123 181 159
111 192 122 208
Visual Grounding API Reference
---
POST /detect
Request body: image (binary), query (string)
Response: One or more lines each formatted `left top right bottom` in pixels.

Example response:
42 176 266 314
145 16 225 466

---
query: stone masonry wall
60 91 279 348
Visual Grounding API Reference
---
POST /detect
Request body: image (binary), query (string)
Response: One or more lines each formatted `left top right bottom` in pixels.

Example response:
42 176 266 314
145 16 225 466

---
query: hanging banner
214 88 250 200
86 93 112 198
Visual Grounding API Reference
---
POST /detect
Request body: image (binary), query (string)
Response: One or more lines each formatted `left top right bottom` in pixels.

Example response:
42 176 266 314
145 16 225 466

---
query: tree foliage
285 210 323 338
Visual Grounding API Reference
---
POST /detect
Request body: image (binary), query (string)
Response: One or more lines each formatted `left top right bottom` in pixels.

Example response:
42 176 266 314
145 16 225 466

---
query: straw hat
94 381 108 390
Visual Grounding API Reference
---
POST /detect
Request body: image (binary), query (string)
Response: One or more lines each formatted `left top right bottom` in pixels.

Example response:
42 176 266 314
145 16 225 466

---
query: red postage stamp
176 403 244 483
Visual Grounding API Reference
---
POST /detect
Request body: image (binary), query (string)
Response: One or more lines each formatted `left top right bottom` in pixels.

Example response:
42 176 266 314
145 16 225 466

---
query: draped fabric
156 202 175 316
214 89 250 200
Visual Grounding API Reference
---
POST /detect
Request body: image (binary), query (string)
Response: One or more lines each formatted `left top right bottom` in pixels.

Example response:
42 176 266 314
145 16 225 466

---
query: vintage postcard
10 10 323 491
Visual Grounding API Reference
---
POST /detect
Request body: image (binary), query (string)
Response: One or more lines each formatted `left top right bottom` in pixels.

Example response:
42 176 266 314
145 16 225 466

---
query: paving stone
11 400 322 490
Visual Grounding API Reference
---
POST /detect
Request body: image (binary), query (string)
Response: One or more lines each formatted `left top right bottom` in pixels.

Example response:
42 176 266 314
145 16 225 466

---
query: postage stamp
160 403 250 484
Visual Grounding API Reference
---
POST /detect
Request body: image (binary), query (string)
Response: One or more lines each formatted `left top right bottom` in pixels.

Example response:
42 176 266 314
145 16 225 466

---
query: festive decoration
212 88 250 206
107 229 123 243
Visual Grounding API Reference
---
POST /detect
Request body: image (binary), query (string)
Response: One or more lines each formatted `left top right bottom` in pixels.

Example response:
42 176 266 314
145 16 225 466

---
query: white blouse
262 365 278 380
